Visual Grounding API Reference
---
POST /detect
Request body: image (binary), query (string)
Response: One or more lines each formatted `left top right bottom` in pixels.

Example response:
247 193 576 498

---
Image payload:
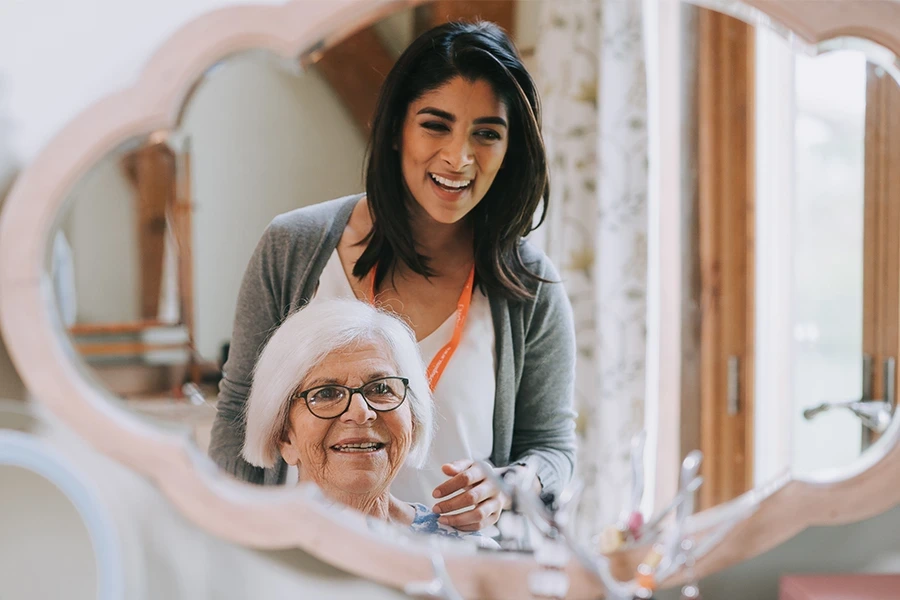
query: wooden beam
415 1 516 37
128 142 176 321
313 26 396 136
697 8 756 510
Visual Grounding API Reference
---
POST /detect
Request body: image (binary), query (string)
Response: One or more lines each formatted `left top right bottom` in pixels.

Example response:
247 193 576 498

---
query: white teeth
334 442 382 452
431 174 472 189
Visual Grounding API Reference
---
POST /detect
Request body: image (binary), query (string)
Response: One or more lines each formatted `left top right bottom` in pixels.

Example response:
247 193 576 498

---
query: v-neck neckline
323 249 457 344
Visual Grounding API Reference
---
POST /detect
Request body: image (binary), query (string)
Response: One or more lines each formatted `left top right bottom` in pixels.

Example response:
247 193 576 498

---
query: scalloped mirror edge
0 2 603 599
643 0 900 589
1 0 899 597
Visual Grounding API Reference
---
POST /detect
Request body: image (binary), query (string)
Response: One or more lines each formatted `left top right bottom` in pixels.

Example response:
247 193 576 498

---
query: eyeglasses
291 376 410 420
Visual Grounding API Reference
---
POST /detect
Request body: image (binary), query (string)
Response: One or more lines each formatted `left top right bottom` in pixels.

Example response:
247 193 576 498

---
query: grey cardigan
208 194 578 497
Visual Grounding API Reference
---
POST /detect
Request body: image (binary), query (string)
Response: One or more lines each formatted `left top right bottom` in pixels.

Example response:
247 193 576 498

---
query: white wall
0 466 98 600
0 0 283 162
54 52 366 357
181 54 365 358
64 153 142 323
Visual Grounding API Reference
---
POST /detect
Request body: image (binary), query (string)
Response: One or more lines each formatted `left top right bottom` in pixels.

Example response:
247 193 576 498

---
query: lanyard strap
367 264 476 392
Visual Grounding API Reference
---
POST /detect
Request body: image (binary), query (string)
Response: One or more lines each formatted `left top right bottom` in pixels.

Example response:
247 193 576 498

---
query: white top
294 249 496 507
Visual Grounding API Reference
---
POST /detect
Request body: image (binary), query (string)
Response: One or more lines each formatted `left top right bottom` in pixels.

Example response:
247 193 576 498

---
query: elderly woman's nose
340 392 377 424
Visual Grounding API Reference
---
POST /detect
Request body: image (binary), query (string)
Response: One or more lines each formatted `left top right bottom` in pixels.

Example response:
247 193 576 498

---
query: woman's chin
421 203 472 226
416 186 479 224
325 451 391 494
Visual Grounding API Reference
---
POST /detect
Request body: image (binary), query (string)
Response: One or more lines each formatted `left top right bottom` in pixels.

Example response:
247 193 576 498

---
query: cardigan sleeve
509 255 578 499
207 219 288 483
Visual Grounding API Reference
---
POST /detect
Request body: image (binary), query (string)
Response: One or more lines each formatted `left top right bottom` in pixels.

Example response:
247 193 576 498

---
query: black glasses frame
291 376 410 420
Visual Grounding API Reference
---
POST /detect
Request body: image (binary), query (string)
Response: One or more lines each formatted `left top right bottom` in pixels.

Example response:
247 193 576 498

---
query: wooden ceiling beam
415 1 516 38
313 26 396 137
129 142 176 321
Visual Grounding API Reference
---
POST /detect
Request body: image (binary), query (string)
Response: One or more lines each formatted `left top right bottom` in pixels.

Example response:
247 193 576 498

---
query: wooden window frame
696 7 756 510
863 61 900 443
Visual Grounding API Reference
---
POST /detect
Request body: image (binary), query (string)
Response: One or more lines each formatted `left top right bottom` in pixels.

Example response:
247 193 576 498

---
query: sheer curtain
535 0 649 537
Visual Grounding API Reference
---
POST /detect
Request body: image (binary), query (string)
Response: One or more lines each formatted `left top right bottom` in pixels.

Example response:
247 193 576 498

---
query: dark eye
371 382 391 395
476 129 502 141
364 380 404 401
422 121 449 132
309 386 344 403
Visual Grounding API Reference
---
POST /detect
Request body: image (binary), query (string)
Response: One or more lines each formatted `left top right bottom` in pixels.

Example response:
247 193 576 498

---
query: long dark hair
354 20 550 301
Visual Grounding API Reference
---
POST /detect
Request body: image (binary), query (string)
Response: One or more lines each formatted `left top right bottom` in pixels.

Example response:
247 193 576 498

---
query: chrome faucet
802 399 894 434
802 356 895 435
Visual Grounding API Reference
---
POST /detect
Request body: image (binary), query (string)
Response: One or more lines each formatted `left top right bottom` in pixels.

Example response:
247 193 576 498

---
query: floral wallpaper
535 0 649 539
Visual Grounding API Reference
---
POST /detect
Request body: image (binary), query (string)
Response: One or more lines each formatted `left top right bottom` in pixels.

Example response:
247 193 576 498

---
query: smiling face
399 76 510 225
279 341 413 500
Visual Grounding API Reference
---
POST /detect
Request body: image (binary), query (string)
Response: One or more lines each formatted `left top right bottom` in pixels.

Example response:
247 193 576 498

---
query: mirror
783 49 900 478
51 2 558 553
13 0 898 582
670 5 900 509
54 50 368 449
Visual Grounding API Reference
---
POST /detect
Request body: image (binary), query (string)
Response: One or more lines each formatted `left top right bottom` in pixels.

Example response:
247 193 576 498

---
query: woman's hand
432 460 535 531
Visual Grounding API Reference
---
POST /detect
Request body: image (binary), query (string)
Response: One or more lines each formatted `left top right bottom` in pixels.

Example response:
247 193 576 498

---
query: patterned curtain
535 0 649 539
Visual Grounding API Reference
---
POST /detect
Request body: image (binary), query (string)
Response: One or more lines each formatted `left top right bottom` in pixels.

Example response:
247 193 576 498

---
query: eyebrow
303 371 394 388
364 371 394 381
417 107 508 128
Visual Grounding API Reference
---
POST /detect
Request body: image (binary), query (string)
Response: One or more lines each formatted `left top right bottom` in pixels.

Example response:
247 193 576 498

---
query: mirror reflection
743 30 900 489
46 0 900 551
787 50 899 477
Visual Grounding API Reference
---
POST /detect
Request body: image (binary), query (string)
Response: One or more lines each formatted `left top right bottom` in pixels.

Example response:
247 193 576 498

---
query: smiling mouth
330 442 385 453
430 173 472 192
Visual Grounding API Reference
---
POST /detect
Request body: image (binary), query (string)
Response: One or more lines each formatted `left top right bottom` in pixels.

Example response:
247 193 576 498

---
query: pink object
780 574 900 599
627 511 645 539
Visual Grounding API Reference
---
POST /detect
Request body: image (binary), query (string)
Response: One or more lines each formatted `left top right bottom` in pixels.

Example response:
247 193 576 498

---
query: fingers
437 497 503 530
441 459 474 476
432 461 485 499
433 480 493 514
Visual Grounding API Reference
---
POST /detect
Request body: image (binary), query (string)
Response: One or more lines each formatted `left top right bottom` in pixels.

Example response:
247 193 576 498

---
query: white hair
241 298 434 470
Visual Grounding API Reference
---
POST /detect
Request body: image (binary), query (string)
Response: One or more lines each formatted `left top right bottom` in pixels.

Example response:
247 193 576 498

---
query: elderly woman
241 298 491 542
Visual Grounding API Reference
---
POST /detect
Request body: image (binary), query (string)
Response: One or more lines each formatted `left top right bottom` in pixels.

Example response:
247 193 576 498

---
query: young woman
209 20 577 532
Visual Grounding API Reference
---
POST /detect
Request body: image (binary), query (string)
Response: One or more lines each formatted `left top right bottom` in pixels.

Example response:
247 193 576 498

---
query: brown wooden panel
131 143 176 321
863 64 883 409
415 1 516 36
314 26 396 136
69 319 176 336
864 63 900 450
875 63 892 413
697 8 755 510
75 341 188 357
680 5 703 462
887 71 900 394
172 146 195 358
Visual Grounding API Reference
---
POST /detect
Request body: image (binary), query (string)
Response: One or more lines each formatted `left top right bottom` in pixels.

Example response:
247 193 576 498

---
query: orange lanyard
367 265 476 392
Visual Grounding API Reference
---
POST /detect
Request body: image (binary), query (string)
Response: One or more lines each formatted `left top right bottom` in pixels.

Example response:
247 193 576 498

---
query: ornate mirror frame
1 0 899 596
648 0 900 586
